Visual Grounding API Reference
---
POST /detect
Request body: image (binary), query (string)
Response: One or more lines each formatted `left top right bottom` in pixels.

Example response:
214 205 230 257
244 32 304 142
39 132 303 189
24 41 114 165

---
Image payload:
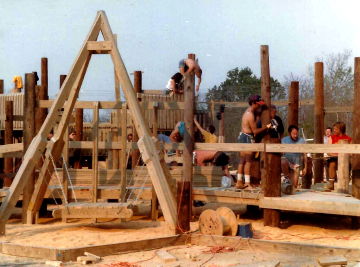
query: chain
61 153 77 202
48 148 68 205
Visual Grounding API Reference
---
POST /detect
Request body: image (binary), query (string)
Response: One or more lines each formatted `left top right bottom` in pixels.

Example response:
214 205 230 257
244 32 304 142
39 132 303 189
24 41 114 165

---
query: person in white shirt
162 72 184 95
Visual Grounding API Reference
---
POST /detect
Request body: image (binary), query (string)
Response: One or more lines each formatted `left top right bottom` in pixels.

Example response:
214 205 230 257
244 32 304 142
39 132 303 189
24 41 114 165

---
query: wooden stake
4 101 13 187
314 62 324 184
131 71 142 169
288 81 299 128
23 73 36 224
260 45 272 185
263 138 281 227
74 108 83 169
41 58 48 100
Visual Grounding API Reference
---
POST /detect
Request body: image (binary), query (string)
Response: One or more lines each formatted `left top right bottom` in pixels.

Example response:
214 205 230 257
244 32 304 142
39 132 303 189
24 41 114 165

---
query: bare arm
171 79 178 93
193 118 204 132
327 136 337 157
196 76 201 92
248 114 270 136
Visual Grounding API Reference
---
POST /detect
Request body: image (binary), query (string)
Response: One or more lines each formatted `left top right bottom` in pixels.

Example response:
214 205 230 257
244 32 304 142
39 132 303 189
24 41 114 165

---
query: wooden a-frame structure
0 10 177 235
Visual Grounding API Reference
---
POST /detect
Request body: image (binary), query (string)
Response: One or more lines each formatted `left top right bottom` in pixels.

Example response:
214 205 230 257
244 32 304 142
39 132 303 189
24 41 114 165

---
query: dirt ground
0 202 360 266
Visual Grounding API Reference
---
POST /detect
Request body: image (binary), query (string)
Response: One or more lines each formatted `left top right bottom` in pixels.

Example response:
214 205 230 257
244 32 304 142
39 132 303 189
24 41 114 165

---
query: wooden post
23 73 36 224
74 109 83 169
219 100 225 143
92 102 99 202
112 127 119 169
0 80 3 94
288 81 299 128
176 53 195 234
132 71 142 169
260 45 272 184
35 85 47 135
314 62 324 184
352 57 360 229
263 139 281 227
41 58 48 99
151 103 159 221
4 101 13 187
120 104 127 202
337 139 349 194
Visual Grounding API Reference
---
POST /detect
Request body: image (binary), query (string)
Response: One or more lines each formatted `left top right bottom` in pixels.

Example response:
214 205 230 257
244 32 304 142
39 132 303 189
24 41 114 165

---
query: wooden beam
0 143 23 154
4 101 13 187
288 81 299 128
92 102 99 203
86 41 112 51
0 115 24 121
120 104 127 202
100 11 177 227
266 143 360 154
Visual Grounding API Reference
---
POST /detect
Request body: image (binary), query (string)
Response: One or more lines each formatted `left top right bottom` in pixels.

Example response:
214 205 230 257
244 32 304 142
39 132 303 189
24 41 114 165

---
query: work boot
235 180 247 189
325 180 335 190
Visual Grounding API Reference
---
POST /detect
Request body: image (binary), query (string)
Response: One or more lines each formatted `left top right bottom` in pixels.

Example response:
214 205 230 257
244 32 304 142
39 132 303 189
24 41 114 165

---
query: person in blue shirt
281 125 308 188
170 121 185 157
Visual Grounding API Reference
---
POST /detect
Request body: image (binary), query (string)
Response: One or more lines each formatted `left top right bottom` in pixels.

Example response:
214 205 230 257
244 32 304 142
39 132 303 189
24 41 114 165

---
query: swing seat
52 202 133 219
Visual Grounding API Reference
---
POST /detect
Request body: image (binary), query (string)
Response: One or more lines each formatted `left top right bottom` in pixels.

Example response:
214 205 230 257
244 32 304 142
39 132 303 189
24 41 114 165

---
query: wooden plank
0 115 23 121
92 102 99 203
317 256 347 266
69 141 138 150
86 41 112 51
194 143 265 152
232 261 280 267
266 143 360 154
0 143 23 153
52 207 133 219
155 250 176 262
0 242 60 261
120 104 127 202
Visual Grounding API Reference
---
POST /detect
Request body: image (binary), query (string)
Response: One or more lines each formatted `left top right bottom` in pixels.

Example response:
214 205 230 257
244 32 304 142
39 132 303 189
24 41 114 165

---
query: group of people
162 58 202 95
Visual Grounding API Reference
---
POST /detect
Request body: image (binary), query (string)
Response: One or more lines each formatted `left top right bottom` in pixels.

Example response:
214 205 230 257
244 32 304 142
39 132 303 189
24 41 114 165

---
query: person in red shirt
326 121 352 190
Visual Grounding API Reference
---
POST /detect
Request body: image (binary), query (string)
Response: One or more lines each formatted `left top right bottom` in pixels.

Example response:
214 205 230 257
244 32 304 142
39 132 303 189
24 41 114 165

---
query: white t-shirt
165 79 173 90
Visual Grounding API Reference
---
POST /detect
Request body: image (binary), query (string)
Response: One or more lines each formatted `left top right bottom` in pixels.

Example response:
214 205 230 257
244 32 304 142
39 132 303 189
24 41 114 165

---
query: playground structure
0 9 360 262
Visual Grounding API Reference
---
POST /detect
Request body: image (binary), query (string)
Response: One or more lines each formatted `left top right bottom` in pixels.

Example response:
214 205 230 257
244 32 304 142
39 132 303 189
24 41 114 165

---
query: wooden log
74 108 83 169
219 100 225 142
352 57 360 229
263 138 281 227
132 71 142 169
260 45 272 185
314 62 324 184
35 85 47 135
0 79 3 94
4 101 13 187
176 181 191 234
41 58 48 100
113 34 121 170
23 73 36 224
288 81 299 128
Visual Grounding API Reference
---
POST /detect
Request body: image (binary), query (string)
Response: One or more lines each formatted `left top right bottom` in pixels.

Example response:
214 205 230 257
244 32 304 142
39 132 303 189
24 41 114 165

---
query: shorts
162 88 171 95
214 152 229 167
238 132 253 144
178 59 188 72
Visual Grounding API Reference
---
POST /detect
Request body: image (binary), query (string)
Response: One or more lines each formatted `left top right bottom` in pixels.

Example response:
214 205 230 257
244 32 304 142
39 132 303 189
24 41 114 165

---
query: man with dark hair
281 125 307 188
256 104 284 140
178 58 202 92
326 121 352 190
236 95 272 189
163 72 184 95
194 118 218 143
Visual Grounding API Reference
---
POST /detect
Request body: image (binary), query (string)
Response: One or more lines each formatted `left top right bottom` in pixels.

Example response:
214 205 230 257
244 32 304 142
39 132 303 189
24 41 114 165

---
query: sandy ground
0 203 360 266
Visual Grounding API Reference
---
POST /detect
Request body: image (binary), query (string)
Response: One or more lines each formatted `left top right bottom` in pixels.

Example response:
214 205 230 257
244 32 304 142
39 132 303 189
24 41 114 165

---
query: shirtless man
236 95 271 189
178 58 202 92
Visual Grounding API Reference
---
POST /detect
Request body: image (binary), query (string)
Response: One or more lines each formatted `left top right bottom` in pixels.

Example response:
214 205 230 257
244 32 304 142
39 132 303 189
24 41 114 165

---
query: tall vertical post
120 104 127 202
23 73 36 224
132 71 142 169
337 139 349 194
4 101 13 187
151 103 159 221
35 85 47 135
219 100 225 143
176 53 195 234
314 62 324 184
0 80 3 94
74 109 83 169
261 46 280 227
352 57 360 229
288 81 299 128
41 58 48 100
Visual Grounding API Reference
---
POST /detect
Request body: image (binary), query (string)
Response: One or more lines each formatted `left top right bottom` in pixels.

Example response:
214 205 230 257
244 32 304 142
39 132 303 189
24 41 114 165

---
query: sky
1 0 360 101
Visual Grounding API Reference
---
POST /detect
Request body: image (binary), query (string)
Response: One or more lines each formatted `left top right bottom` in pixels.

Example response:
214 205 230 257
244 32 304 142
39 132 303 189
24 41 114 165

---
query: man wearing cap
236 95 272 189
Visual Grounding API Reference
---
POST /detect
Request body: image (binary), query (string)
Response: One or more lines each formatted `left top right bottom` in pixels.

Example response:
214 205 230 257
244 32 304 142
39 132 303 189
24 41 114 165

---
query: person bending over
170 121 185 157
178 58 202 92
162 72 184 95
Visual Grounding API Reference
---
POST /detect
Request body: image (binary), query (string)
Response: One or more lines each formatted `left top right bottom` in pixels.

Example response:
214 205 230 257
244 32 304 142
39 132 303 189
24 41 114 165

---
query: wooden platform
260 190 360 217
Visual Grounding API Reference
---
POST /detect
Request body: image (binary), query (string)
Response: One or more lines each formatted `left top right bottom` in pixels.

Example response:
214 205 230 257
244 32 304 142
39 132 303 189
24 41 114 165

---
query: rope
61 153 77 202
48 148 68 205
130 173 150 207
125 153 143 202
40 154 65 201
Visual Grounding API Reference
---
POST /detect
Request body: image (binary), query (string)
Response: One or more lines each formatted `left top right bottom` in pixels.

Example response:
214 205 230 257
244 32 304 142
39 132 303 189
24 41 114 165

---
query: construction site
0 6 360 267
